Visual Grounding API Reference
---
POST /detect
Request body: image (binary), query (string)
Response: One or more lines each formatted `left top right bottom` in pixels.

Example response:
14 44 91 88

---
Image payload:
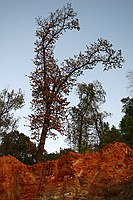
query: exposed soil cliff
0 142 133 199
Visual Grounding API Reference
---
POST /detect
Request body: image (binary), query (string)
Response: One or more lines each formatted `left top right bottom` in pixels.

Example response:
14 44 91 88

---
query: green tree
29 3 124 162
66 81 110 153
0 88 24 135
119 97 133 148
0 130 37 165
98 123 122 149
98 97 133 149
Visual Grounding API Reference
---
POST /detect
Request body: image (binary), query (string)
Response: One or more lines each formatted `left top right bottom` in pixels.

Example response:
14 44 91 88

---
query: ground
0 142 133 199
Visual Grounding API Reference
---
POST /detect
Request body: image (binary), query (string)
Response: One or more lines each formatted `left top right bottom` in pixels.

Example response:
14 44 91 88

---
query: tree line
0 80 133 165
0 3 132 164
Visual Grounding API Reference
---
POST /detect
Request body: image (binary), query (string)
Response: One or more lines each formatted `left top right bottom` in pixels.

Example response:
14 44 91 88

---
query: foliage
66 81 110 153
0 130 74 164
29 3 124 162
0 131 37 165
98 123 123 149
97 97 133 149
0 88 24 135
42 148 74 162
121 97 133 116
119 97 133 148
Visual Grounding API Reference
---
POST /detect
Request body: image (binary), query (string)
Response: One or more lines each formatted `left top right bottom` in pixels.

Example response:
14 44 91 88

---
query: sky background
0 0 133 153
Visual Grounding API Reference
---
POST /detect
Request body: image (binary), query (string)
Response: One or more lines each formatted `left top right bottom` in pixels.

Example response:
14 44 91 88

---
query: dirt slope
0 142 133 199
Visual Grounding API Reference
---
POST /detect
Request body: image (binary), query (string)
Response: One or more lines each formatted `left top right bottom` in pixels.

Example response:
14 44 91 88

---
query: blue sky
0 0 133 152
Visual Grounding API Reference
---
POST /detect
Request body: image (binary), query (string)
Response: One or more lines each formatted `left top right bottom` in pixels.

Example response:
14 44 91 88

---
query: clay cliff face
0 142 133 200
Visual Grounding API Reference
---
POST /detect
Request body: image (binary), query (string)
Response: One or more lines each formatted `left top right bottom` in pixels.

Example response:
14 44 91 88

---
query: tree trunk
36 126 47 163
94 113 104 144
36 102 51 163
78 116 83 153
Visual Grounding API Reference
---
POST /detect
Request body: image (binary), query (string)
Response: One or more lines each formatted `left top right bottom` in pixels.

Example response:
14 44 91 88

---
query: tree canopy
66 81 110 152
29 3 124 162
100 97 133 149
0 88 24 135
119 97 133 148
0 130 36 165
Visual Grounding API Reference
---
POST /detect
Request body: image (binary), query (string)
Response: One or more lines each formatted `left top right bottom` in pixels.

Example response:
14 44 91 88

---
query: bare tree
127 70 133 95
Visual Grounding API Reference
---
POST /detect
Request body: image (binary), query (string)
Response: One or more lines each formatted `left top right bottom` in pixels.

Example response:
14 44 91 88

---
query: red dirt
0 142 133 199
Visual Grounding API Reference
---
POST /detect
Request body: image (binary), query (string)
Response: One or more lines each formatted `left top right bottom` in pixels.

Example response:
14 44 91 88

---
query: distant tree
29 3 124 162
66 81 110 153
0 88 24 135
121 97 133 116
119 97 133 148
127 70 133 95
0 130 37 165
